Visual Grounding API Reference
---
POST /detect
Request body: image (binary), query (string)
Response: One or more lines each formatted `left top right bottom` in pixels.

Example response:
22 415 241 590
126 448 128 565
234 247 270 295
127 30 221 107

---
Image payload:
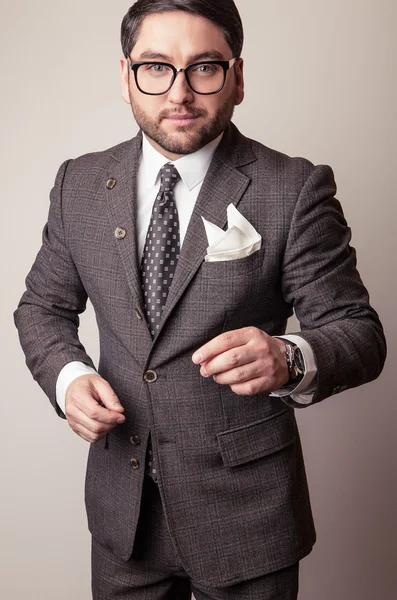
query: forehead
132 10 231 60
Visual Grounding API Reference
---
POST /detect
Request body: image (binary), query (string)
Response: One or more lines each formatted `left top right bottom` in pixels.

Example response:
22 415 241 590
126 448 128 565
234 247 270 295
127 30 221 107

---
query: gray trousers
92 475 299 600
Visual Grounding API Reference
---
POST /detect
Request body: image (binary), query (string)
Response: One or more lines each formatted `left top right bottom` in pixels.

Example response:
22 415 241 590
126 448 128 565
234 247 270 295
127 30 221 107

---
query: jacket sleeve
14 160 96 418
281 163 386 405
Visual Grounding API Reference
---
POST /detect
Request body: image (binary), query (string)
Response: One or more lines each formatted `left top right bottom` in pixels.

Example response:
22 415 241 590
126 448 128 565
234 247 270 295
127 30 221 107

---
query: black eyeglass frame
129 57 238 96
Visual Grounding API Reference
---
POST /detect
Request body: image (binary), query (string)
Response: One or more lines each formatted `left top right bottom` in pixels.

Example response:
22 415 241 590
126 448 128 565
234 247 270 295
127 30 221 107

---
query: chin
156 131 200 154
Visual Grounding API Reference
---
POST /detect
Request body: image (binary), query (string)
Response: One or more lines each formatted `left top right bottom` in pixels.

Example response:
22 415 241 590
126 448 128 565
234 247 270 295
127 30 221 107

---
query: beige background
2 1 396 598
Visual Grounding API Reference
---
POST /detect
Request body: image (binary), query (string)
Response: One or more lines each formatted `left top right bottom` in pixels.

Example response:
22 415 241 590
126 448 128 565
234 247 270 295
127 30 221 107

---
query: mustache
159 108 207 120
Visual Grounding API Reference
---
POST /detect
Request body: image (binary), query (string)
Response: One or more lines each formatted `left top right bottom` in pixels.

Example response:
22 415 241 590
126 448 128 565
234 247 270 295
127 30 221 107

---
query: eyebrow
137 49 226 62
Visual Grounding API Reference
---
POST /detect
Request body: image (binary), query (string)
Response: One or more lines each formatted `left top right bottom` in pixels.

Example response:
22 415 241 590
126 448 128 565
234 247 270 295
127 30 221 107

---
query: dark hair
121 0 244 59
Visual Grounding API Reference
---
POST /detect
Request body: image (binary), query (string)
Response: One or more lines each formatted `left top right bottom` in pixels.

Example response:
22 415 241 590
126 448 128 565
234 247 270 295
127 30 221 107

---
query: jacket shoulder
225 123 319 185
73 137 136 167
246 133 317 180
60 136 139 189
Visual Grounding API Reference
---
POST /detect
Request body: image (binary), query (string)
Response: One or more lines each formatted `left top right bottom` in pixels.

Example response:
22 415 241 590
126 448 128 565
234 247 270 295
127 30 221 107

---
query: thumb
90 377 124 412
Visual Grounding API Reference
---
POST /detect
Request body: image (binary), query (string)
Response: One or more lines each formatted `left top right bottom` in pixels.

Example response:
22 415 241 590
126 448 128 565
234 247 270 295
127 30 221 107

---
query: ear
234 58 245 106
120 57 131 105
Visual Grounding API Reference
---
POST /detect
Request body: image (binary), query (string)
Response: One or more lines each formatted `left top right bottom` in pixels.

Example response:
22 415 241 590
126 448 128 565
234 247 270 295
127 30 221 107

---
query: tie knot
159 163 181 192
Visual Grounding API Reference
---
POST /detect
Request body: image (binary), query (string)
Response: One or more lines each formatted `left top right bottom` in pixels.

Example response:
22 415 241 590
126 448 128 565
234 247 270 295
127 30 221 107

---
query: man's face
120 11 244 159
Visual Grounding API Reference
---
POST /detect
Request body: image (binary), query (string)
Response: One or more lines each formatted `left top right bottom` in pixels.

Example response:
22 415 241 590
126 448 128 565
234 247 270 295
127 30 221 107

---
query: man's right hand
65 374 125 443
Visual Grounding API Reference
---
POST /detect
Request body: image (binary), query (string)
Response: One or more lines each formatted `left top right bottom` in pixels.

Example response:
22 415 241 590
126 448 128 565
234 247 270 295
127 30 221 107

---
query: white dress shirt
56 132 317 413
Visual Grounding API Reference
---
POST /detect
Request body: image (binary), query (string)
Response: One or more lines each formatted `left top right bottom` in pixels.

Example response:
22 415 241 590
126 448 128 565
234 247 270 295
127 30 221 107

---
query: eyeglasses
129 58 237 96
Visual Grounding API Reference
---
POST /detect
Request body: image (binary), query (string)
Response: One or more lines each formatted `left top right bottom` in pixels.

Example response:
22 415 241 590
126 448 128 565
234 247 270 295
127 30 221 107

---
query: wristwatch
281 340 305 387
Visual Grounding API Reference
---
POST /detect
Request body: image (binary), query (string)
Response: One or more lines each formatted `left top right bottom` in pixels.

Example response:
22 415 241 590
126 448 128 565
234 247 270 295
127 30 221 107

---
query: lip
165 115 199 125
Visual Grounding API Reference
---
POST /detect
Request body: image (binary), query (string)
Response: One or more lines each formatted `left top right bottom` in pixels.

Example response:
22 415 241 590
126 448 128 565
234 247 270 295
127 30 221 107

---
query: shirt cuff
270 334 317 405
56 361 98 415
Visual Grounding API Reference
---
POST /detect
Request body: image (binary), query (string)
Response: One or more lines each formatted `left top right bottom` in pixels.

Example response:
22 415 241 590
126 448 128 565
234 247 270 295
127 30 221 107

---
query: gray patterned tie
140 162 181 481
141 163 181 337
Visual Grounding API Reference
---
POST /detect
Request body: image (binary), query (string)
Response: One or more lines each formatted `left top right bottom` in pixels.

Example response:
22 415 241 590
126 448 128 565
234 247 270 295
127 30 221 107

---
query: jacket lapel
156 123 257 340
105 132 146 315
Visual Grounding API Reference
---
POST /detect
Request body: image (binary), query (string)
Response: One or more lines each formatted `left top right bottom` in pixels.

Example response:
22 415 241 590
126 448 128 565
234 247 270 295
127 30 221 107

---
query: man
14 1 386 598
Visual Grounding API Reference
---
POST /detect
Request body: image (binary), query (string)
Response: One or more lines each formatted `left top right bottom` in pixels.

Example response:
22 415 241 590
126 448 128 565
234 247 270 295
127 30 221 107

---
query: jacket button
130 458 140 469
144 370 158 383
135 308 143 320
130 435 141 446
115 227 126 240
332 385 341 395
106 178 117 190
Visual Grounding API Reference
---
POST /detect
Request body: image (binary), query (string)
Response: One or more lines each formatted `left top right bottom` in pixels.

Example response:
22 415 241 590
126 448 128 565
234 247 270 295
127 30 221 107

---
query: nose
167 70 194 104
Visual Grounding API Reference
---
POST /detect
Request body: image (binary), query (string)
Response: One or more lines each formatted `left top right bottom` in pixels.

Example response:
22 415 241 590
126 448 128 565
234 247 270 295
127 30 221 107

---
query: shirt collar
140 131 224 191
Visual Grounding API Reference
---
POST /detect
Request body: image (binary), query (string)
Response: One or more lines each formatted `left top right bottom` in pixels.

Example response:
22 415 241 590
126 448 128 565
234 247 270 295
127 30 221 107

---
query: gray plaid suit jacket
14 122 386 586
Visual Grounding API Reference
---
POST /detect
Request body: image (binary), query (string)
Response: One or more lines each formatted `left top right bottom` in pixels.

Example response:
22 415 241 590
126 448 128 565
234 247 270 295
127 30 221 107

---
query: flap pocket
216 408 296 468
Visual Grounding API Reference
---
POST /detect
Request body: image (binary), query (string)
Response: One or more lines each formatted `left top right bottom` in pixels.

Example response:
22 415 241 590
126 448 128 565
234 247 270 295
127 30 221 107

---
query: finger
229 376 271 396
89 377 124 413
200 344 257 377
212 360 262 385
192 328 253 365
68 418 111 444
69 408 118 436
70 404 123 433
67 391 125 425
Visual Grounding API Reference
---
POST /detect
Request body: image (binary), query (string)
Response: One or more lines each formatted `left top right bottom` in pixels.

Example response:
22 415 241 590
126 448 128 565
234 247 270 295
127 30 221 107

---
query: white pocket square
202 204 262 262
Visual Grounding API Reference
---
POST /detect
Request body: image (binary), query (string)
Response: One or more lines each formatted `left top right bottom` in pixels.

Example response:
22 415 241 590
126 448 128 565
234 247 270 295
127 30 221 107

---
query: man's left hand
192 327 290 395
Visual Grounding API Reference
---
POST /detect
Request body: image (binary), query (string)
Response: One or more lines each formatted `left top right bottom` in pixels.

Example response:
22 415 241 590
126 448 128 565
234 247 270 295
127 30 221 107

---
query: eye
192 64 218 74
145 63 163 72
143 63 170 74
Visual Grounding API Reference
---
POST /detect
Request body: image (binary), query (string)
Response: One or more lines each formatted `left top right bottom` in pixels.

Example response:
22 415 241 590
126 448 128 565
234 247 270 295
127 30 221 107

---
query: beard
129 87 236 156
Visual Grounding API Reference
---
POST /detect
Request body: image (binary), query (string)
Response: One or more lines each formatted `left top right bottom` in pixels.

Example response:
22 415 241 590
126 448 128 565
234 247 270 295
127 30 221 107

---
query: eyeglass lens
136 63 225 94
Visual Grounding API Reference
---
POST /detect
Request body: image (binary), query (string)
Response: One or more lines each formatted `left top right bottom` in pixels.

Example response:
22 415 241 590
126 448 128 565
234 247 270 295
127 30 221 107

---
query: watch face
294 348 305 375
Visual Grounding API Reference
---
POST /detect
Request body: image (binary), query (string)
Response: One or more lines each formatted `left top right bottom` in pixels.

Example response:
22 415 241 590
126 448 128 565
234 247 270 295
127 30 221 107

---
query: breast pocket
200 245 266 281
216 408 296 468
